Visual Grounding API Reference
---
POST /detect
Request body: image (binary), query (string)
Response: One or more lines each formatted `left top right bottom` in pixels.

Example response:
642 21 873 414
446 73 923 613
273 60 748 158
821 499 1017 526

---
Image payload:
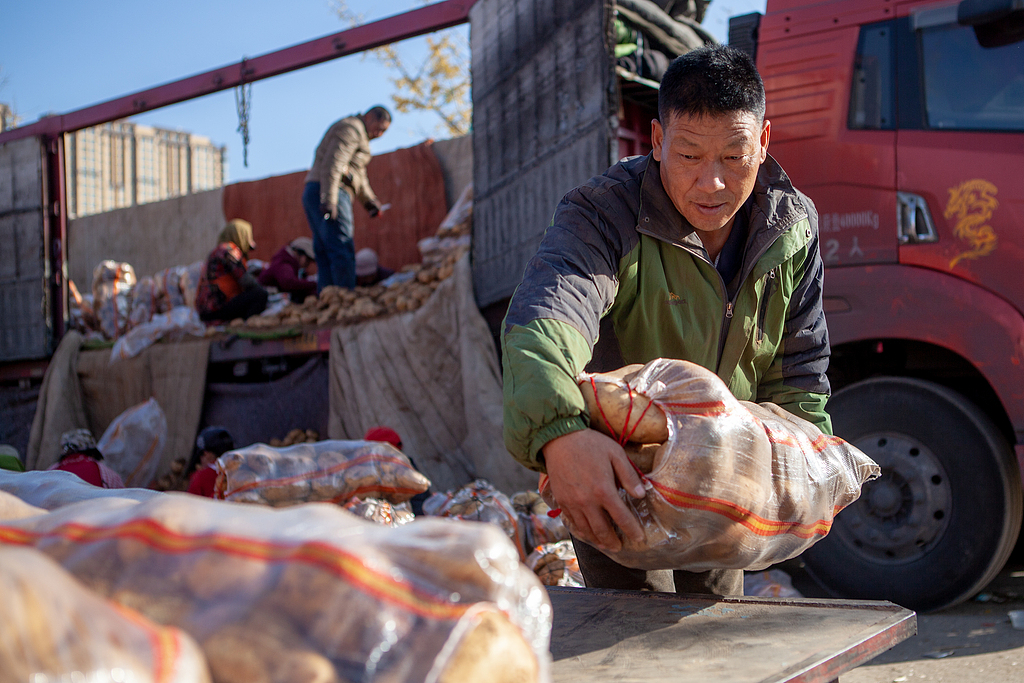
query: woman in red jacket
186 426 236 497
195 219 269 322
258 237 318 303
48 429 124 489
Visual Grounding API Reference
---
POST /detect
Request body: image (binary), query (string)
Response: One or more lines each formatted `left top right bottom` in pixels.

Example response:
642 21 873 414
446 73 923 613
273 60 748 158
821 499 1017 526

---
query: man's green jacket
501 153 832 472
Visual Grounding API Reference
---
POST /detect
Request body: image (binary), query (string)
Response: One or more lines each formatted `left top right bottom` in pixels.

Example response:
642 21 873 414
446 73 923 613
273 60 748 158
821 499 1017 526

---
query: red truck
729 0 1024 611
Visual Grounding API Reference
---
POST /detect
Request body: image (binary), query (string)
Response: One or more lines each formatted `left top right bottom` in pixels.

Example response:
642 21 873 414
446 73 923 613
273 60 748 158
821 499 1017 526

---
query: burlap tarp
26 333 209 481
329 255 537 495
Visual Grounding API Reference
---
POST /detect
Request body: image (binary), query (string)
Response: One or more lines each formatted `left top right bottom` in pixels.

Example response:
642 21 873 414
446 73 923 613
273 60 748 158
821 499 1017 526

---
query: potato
622 442 663 474
438 610 538 683
578 365 668 444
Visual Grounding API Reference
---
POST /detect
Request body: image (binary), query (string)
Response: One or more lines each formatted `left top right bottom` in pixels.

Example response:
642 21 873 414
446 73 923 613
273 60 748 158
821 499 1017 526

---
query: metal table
548 587 916 683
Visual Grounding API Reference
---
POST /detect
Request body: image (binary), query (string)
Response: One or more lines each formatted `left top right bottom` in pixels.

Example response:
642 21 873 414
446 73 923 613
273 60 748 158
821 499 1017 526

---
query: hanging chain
235 57 252 168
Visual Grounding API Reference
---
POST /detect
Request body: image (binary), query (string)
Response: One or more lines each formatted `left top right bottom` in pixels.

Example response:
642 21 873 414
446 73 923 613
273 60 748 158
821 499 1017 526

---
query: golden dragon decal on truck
945 179 999 269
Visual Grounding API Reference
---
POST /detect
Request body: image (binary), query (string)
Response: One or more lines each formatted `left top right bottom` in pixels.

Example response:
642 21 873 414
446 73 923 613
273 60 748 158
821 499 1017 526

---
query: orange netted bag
216 440 431 507
546 358 880 571
0 544 210 683
0 490 551 683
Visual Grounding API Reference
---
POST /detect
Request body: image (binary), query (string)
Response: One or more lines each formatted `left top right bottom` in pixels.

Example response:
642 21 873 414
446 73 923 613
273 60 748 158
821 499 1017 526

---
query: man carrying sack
501 45 831 597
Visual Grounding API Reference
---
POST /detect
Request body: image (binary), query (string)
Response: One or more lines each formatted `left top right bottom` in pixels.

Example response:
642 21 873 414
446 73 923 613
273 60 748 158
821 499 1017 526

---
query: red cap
364 426 402 449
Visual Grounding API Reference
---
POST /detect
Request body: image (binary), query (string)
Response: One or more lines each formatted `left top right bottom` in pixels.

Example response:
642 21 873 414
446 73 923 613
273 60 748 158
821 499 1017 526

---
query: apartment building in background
66 120 226 218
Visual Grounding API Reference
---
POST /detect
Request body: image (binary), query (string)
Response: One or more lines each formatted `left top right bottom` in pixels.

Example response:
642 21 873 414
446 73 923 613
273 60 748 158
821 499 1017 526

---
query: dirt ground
781 549 1024 682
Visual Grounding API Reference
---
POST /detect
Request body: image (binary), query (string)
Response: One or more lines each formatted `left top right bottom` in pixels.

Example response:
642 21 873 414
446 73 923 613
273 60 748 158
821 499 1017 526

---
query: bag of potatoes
543 358 880 572
0 544 210 683
343 496 416 526
525 540 584 588
217 439 431 507
0 469 162 510
423 479 524 559
512 490 570 558
0 490 551 683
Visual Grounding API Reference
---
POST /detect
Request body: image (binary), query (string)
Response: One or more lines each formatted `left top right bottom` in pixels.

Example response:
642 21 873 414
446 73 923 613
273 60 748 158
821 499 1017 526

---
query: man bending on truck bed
501 45 832 597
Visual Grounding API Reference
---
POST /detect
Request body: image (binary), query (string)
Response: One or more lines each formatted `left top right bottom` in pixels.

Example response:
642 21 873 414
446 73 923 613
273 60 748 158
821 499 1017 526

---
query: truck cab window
849 21 896 130
918 23 1024 131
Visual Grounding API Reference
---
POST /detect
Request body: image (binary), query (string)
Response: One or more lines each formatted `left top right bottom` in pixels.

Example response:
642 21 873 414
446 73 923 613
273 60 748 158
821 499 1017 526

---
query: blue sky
0 0 764 184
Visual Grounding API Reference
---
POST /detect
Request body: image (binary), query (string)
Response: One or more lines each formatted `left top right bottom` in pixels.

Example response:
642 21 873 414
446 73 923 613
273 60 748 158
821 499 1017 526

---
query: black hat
196 427 235 456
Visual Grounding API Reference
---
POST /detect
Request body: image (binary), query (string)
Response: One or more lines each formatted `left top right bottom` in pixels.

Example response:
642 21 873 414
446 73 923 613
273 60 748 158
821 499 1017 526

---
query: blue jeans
302 181 355 290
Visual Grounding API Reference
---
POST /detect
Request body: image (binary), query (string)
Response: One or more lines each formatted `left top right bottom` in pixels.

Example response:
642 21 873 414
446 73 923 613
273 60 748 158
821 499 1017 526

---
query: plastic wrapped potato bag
0 544 211 683
423 479 523 559
512 490 570 558
0 490 552 683
92 260 136 340
542 358 880 572
97 397 168 487
217 440 431 507
0 469 161 510
526 541 584 588
343 496 416 526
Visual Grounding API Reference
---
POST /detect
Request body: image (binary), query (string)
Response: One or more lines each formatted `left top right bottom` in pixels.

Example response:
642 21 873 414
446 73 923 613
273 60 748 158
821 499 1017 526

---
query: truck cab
736 0 1024 610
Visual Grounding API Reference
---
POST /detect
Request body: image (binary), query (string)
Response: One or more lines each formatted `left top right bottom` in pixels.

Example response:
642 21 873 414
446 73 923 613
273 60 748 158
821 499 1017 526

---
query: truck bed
548 587 915 683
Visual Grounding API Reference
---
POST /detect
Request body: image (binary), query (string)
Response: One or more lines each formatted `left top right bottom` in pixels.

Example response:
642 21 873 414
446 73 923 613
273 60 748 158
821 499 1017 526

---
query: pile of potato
154 459 190 492
269 428 319 448
232 245 466 330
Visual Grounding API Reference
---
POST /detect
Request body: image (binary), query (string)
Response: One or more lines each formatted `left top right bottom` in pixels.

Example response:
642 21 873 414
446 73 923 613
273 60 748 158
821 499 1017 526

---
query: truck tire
802 377 1022 612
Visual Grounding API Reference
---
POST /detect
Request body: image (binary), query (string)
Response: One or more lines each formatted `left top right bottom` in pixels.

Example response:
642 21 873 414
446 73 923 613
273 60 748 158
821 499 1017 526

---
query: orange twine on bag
588 376 654 446
545 378 656 520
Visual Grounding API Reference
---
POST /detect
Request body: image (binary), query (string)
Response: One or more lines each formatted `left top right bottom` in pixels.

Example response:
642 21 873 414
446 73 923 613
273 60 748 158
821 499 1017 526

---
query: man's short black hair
658 45 766 124
365 105 392 123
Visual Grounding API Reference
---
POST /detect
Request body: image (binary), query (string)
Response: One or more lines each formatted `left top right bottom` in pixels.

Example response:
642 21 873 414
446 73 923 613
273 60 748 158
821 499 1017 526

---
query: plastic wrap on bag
151 269 170 314
525 541 584 588
129 275 158 328
68 279 97 332
343 496 416 526
0 488 46 520
156 266 187 310
217 440 431 507
512 490 569 558
0 490 552 683
0 470 162 510
111 305 206 361
0 544 211 683
92 260 137 340
542 358 880 572
96 397 168 487
182 260 205 309
423 480 524 559
437 182 473 238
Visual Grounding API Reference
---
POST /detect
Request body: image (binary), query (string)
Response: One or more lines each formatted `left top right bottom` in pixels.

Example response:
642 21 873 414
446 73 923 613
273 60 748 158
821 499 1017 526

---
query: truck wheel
802 377 1022 612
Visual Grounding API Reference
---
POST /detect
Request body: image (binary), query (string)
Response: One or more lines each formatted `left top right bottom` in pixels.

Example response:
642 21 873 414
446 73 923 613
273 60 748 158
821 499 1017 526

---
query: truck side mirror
957 0 1024 47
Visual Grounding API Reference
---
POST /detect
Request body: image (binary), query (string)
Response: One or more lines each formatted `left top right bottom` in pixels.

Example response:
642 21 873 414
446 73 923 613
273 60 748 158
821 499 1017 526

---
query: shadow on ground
777 551 1024 662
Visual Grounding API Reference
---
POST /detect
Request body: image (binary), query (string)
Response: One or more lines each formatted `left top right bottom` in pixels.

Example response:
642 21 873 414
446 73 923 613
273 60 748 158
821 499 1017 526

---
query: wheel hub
867 476 905 517
831 432 952 564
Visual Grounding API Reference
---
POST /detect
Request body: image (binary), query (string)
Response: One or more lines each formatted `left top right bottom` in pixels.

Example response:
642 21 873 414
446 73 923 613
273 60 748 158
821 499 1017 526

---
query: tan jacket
305 115 378 209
